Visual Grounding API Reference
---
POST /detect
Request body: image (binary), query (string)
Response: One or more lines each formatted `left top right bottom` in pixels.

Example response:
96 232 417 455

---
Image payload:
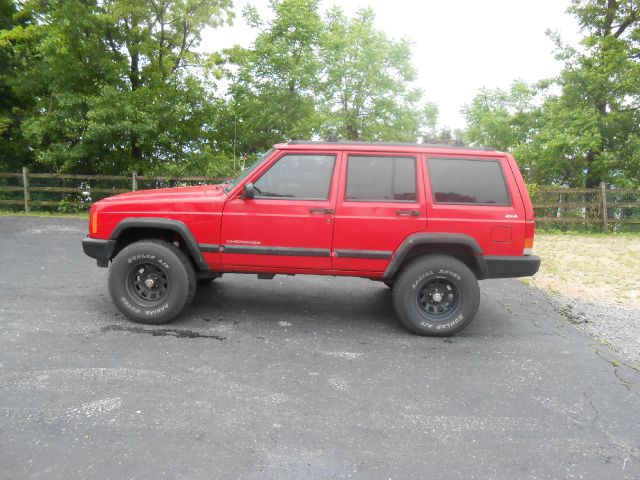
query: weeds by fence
1 169 639 232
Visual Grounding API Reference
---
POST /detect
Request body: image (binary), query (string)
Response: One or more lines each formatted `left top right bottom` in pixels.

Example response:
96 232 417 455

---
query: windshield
224 148 275 194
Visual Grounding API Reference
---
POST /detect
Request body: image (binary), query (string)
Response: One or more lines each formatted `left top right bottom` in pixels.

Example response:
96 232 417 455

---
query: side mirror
242 182 255 200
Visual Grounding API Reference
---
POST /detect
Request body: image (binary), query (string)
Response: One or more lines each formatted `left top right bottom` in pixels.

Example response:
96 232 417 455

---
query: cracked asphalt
1 216 639 479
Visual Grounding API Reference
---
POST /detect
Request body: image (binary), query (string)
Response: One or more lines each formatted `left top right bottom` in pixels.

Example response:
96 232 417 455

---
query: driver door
220 151 339 270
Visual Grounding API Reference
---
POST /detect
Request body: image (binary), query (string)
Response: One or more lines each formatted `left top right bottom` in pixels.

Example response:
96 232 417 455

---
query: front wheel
108 239 196 325
392 255 480 336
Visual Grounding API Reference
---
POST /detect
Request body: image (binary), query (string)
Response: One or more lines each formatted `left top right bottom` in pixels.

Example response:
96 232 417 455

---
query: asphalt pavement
0 216 639 479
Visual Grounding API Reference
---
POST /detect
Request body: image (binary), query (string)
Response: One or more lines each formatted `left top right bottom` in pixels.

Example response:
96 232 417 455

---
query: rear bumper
82 236 115 267
482 255 541 279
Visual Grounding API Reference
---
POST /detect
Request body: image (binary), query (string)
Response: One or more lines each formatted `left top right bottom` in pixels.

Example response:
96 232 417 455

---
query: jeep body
83 141 540 335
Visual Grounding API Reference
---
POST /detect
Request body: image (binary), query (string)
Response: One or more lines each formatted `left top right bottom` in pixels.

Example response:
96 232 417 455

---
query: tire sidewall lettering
419 313 464 330
411 269 463 291
121 296 141 314
145 302 170 316
127 253 155 264
411 270 434 290
438 269 461 281
127 253 170 270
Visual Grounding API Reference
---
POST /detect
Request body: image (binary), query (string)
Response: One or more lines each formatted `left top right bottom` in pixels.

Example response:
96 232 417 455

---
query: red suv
83 142 540 336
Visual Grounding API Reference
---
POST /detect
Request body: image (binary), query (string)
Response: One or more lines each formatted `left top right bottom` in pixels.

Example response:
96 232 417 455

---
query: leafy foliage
463 0 640 188
225 0 435 151
225 0 324 154
0 0 233 174
319 7 436 141
2 0 638 191
0 0 34 171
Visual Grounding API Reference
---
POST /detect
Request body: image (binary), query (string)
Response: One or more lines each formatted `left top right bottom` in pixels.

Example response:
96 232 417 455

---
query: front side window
346 155 417 202
428 158 511 205
224 148 274 194
253 154 336 200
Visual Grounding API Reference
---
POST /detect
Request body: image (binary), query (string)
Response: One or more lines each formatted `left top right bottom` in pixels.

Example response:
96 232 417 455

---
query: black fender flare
110 218 209 271
383 233 488 280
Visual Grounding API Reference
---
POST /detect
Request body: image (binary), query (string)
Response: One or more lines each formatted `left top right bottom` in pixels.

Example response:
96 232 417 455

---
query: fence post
22 167 30 212
600 181 608 233
132 171 137 191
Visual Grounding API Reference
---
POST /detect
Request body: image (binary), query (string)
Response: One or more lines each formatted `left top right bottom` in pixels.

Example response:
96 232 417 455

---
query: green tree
1 0 232 174
0 0 35 171
559 0 640 188
320 7 435 141
463 0 640 188
226 0 324 155
226 2 436 151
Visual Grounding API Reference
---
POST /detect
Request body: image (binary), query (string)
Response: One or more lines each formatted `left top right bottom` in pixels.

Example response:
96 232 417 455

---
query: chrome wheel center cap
144 278 155 289
432 292 443 302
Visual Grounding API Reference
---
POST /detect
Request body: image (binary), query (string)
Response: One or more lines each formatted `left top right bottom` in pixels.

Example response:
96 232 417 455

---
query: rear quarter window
427 157 511 206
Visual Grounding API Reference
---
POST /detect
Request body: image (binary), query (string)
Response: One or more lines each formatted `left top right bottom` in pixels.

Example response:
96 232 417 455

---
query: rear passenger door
424 155 525 255
332 152 427 272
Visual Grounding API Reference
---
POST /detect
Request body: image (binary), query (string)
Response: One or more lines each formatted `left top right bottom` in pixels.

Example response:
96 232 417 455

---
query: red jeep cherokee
83 141 540 336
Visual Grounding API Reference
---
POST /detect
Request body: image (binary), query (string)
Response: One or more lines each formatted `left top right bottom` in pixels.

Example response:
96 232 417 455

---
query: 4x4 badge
505 214 518 219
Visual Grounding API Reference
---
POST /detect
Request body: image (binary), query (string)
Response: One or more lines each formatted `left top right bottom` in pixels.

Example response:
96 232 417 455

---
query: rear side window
428 158 511 205
253 154 336 200
346 155 417 202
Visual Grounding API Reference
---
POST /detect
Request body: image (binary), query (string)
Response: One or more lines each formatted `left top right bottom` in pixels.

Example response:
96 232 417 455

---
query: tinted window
253 154 335 200
346 156 417 202
428 158 510 205
224 148 274 194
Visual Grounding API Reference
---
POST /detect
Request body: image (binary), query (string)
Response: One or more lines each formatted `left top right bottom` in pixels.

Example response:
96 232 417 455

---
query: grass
0 210 88 218
527 233 640 309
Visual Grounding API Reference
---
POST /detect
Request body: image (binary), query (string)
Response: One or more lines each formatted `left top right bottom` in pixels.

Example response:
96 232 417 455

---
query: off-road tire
392 255 480 336
108 239 196 325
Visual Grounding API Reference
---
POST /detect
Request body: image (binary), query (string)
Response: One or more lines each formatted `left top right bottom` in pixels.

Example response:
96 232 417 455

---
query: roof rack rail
286 140 497 151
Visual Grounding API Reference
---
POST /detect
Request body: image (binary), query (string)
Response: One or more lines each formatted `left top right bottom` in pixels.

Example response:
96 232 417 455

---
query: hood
99 184 226 203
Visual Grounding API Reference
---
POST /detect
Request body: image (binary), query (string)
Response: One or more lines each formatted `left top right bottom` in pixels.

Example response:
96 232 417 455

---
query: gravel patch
547 291 640 367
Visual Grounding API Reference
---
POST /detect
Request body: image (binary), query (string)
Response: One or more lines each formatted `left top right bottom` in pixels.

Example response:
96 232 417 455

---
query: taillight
524 221 535 255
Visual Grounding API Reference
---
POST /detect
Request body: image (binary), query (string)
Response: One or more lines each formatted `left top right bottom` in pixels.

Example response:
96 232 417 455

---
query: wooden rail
0 168 225 212
532 181 640 230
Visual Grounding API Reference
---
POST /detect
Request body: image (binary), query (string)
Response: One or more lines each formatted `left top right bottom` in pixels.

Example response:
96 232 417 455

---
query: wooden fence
532 182 640 232
0 168 224 211
1 169 639 231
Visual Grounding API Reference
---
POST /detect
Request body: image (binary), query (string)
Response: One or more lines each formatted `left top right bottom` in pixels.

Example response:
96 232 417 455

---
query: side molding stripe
334 249 392 260
199 244 219 253
221 245 331 257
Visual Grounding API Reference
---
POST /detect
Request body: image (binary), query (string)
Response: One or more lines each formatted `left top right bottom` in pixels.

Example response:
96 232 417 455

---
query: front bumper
483 255 541 279
82 237 116 267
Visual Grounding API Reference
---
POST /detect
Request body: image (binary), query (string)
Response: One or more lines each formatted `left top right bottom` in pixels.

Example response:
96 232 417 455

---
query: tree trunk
131 134 142 164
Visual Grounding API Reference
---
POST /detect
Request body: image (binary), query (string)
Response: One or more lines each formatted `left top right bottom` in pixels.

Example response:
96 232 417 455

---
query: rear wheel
108 239 196 325
392 255 480 336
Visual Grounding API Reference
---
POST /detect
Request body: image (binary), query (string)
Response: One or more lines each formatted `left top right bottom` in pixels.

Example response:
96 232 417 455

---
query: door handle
309 208 335 215
396 209 421 217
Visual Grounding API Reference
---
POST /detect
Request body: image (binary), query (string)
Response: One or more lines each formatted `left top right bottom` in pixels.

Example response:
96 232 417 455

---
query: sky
201 0 582 130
